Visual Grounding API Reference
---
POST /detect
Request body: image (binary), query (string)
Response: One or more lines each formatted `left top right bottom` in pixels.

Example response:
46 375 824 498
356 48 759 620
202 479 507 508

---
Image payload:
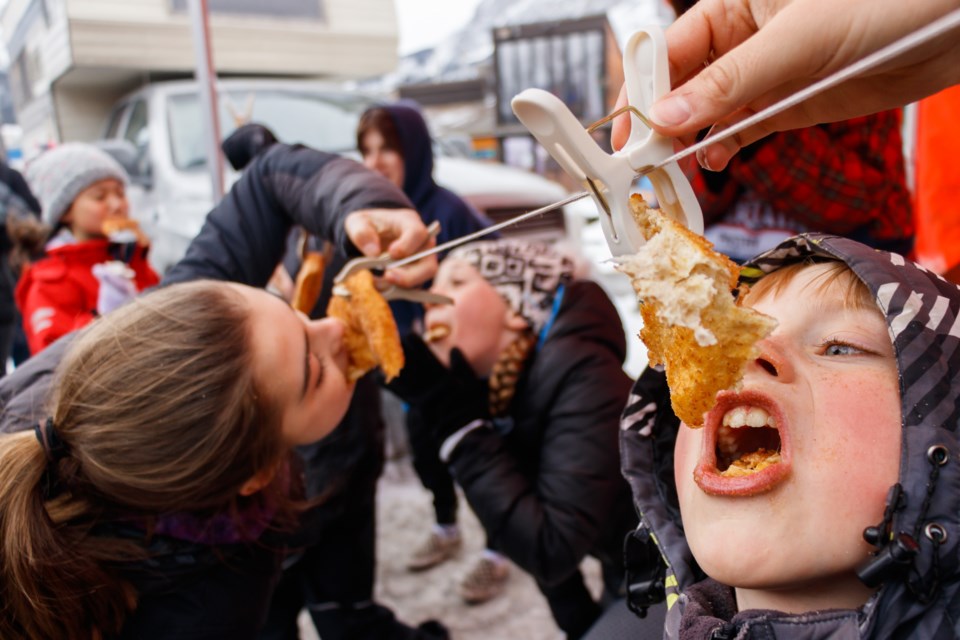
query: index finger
381 208 430 259
384 252 438 289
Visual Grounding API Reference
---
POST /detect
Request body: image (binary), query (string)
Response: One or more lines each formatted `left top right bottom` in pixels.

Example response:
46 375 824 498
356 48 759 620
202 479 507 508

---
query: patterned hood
620 234 960 638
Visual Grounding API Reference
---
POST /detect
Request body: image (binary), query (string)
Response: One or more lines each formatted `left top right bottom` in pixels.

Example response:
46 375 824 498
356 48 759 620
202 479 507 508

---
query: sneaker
407 530 463 571
458 557 509 604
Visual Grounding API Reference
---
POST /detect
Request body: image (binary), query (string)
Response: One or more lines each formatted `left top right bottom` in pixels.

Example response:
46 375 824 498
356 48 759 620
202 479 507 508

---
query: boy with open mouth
620 233 960 638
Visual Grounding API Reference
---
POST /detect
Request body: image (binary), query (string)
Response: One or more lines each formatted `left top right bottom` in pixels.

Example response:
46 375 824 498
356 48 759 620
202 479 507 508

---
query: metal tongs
511 27 703 256
333 220 453 305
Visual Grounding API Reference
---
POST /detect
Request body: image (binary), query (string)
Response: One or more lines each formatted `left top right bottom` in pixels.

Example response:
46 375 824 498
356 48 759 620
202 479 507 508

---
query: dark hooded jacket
372 102 494 335
446 279 637 625
0 144 412 639
0 161 40 324
620 234 960 639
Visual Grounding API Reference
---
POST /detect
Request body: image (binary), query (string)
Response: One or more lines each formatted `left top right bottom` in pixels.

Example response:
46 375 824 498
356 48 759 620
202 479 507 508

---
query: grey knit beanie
26 143 128 228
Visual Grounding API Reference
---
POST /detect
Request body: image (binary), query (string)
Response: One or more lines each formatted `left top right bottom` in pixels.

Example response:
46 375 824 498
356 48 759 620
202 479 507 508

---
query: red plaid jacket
689 110 913 255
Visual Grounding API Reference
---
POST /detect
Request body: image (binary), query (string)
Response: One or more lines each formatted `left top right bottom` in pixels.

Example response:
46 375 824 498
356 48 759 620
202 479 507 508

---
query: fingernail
697 143 733 172
650 95 692 127
695 146 713 171
362 242 379 256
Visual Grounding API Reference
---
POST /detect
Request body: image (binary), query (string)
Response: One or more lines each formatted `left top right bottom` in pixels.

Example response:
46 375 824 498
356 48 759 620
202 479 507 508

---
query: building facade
1 0 399 153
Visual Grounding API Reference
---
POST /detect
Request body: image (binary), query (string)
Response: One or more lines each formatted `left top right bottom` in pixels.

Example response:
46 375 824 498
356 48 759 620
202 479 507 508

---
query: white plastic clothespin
511 27 703 257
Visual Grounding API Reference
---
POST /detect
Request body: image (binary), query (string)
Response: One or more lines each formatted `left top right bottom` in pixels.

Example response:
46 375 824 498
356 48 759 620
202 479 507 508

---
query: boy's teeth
721 406 777 429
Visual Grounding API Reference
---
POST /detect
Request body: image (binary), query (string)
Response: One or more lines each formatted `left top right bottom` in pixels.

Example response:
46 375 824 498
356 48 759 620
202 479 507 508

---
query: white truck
95 78 578 273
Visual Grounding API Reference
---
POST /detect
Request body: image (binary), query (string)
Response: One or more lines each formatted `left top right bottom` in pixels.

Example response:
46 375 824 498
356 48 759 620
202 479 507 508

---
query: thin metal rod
645 7 960 174
388 191 591 269
587 104 654 133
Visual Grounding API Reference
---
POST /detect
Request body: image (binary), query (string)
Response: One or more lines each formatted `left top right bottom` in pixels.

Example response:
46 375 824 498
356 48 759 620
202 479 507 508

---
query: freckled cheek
815 372 900 443
807 372 901 489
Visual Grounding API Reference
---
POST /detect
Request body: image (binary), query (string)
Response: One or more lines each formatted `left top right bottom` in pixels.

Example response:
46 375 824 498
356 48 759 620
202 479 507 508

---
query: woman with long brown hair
0 142 435 639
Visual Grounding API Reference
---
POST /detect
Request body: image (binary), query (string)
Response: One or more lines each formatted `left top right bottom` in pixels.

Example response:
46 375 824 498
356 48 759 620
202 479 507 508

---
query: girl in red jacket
12 143 159 354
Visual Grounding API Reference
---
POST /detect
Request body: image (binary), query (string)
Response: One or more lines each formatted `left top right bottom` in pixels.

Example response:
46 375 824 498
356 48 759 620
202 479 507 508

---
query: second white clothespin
511 27 703 257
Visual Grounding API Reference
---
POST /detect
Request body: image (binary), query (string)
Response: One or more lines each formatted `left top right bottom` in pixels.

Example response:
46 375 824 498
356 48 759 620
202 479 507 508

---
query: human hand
103 218 149 247
612 0 960 169
93 261 138 315
344 208 438 288
386 335 488 443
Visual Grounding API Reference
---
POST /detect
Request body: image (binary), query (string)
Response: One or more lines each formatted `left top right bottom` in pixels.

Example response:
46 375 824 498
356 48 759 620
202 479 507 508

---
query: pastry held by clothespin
511 27 703 257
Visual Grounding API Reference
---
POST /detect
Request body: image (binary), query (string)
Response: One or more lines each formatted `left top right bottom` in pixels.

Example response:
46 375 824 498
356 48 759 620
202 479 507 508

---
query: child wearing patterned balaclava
388 238 638 636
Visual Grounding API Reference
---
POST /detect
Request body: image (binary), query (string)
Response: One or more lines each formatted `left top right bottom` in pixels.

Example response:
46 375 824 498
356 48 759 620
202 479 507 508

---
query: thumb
343 212 382 257
651 8 830 137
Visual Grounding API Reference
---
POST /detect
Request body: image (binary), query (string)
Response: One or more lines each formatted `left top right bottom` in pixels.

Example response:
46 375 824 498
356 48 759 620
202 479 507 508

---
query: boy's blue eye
823 341 864 356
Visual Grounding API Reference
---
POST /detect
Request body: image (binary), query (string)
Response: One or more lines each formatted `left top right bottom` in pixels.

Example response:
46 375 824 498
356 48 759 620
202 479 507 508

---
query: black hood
546 279 628 365
375 101 435 207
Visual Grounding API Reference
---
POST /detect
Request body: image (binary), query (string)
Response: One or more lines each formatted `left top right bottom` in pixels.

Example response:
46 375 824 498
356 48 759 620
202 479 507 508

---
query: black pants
258 378 448 640
259 477 379 640
537 555 627 640
537 570 602 640
259 377 384 640
406 406 458 525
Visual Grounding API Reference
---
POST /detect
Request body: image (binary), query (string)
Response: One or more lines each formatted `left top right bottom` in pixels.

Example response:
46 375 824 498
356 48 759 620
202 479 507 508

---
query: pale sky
394 0 485 55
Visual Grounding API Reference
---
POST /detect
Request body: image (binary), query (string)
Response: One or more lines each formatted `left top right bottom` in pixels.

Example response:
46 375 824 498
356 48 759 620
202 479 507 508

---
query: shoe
458 556 509 604
407 530 463 571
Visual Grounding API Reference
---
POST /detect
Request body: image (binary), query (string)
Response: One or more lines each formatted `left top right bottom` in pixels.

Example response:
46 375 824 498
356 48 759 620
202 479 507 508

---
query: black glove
387 334 489 444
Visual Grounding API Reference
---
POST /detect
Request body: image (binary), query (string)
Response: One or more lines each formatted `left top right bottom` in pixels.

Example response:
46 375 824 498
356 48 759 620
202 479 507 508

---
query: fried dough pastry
291 252 326 315
102 219 148 246
615 195 777 426
720 449 782 478
423 324 450 343
326 270 404 382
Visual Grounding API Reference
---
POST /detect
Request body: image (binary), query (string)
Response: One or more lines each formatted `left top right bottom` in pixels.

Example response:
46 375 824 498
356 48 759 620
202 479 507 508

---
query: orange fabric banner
913 85 960 276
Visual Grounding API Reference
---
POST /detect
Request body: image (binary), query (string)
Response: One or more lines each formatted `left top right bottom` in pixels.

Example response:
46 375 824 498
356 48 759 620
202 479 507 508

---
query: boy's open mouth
694 391 791 496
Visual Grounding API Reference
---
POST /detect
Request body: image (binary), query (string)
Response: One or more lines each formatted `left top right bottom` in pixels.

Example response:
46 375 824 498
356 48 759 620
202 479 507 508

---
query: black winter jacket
448 279 637 587
0 145 412 639
0 161 40 324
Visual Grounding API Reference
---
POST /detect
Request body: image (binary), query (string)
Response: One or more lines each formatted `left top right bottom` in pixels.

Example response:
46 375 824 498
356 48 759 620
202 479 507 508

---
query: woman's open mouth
694 390 791 496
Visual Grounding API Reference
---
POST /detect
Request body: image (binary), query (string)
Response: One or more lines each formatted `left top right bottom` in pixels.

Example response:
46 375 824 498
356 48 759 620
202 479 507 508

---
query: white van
97 78 575 273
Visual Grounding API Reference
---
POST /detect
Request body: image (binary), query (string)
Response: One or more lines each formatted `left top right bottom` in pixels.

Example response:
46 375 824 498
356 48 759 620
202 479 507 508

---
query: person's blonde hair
0 280 289 639
743 260 874 311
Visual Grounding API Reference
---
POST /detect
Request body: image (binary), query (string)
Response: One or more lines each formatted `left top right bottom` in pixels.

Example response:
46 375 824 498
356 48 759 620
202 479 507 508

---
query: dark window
494 18 607 125
8 53 32 111
169 0 323 19
103 105 128 139
123 100 149 147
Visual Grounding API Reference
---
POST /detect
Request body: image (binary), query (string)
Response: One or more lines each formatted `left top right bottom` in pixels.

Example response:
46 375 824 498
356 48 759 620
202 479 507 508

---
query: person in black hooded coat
357 101 499 575
0 160 41 371
388 239 638 638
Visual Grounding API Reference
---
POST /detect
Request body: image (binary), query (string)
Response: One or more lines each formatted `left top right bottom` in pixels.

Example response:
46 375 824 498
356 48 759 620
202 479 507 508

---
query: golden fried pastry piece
615 195 777 426
423 324 450 343
720 449 782 477
102 218 149 246
291 252 326 315
326 270 404 382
